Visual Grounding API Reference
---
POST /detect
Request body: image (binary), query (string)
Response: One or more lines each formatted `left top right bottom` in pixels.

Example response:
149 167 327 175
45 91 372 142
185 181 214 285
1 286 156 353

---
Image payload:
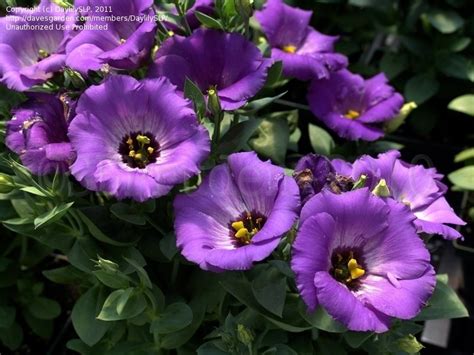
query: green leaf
265 61 283 87
414 274 468 320
77 210 138 246
454 148 474 162
184 78 206 118
19 186 48 197
159 232 179 261
240 92 287 114
436 53 474 81
299 305 346 333
308 124 335 156
251 267 287 317
404 73 440 104
110 203 146 225
426 9 464 33
34 202 74 229
249 117 289 164
27 297 61 320
380 52 409 80
448 166 474 190
197 342 229 355
72 287 111 346
0 305 16 328
0 321 23 350
344 331 373 348
151 302 193 334
217 118 263 155
93 270 130 289
124 257 152 289
194 11 224 30
448 94 474 116
97 288 147 321
23 311 53 339
43 265 87 285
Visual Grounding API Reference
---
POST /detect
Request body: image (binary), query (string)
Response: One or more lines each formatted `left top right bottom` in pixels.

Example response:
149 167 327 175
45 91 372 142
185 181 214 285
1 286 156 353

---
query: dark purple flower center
330 249 366 289
118 131 160 169
229 211 266 247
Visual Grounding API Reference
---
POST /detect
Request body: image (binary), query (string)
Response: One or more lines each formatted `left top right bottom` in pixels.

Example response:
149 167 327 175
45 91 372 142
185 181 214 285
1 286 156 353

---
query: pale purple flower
68 75 210 202
255 0 347 81
0 0 72 91
174 152 300 271
66 0 157 75
307 69 404 141
149 28 272 110
292 188 436 332
6 93 74 175
334 150 466 239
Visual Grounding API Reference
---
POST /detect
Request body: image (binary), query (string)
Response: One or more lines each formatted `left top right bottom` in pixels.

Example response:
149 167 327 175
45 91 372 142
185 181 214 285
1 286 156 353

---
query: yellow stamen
167 30 175 36
119 38 126 44
282 45 297 54
344 110 360 120
231 221 245 231
38 49 49 59
128 150 136 157
348 258 365 280
136 135 151 145
235 228 249 239
147 147 154 154
134 153 143 160
126 137 133 145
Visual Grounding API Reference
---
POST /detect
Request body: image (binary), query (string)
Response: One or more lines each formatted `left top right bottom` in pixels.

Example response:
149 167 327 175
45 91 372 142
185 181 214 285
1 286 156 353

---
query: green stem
274 99 310 111
170 259 180 286
173 1 192 35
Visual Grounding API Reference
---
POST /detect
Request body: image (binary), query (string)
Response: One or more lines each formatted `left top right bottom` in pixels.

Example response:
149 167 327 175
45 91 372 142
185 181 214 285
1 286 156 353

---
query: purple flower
0 0 71 91
174 152 300 271
335 150 466 239
66 0 156 75
149 29 272 110
307 69 404 141
6 93 74 175
292 188 435 332
255 0 347 81
68 75 210 202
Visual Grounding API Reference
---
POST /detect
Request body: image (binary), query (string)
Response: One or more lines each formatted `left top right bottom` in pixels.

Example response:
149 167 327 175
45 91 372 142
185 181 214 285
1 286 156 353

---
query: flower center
118 131 160 169
331 250 366 288
344 110 360 120
282 45 297 54
328 174 354 194
230 211 266 246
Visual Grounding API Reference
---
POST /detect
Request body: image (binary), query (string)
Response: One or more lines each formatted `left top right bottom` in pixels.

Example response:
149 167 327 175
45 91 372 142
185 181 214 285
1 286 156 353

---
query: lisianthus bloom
332 150 466 239
292 188 435 332
6 94 74 175
307 69 404 141
68 75 210 202
66 0 156 75
149 29 272 110
255 0 347 81
0 0 72 91
174 152 300 271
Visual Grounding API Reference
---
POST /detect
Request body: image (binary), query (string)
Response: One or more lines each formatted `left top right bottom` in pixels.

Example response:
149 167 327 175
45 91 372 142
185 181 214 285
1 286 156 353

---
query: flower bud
95 256 119 273
237 324 254 346
207 86 222 118
0 173 15 193
352 174 367 190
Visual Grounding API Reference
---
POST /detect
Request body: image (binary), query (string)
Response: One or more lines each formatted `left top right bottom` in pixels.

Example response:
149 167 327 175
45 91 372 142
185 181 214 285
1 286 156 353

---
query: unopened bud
234 0 254 18
95 256 119 273
0 173 15 193
207 86 222 118
237 324 254 346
